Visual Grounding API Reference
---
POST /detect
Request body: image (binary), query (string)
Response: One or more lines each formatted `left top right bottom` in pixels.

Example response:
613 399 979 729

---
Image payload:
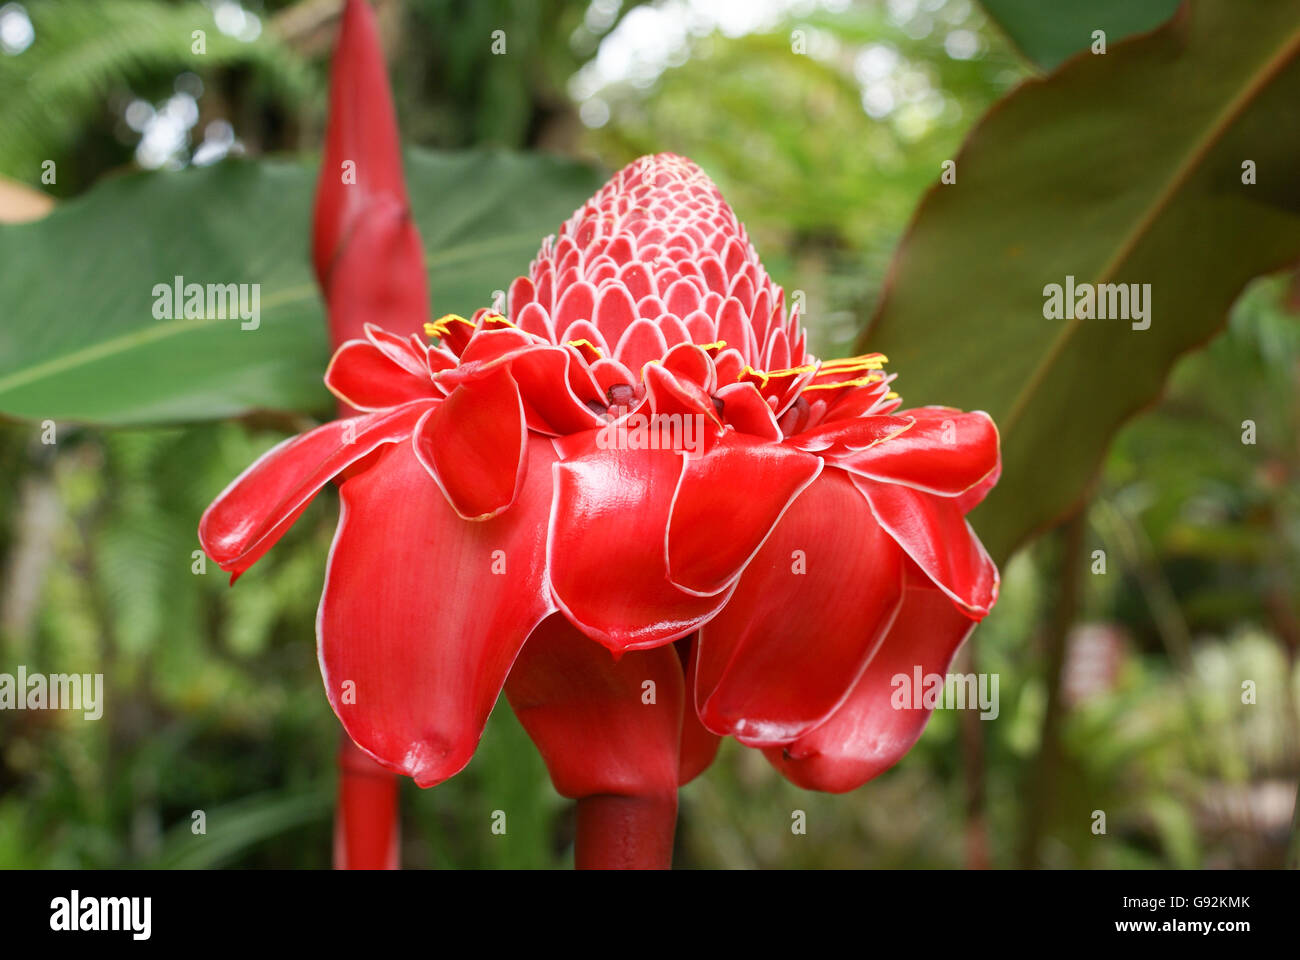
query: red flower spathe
199 154 1000 795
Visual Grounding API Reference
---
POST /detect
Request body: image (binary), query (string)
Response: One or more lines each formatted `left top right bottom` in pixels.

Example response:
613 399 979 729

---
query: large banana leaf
0 149 604 426
979 0 1182 70
862 0 1300 562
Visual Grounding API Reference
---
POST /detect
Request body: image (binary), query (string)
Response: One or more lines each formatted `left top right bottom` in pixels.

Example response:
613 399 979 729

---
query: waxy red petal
856 478 998 617
661 342 715 392
716 297 755 364
667 434 822 596
956 459 1002 513
516 301 554 340
791 415 913 455
507 275 536 324
764 576 976 792
510 346 606 435
413 368 526 520
325 339 440 410
199 402 432 579
594 283 638 345
823 408 999 496
694 469 906 745
548 434 736 652
714 381 781 441
319 439 556 788
555 280 598 330
435 328 542 388
642 362 721 430
559 319 609 357
615 318 670 375
364 322 428 376
713 348 746 384
505 614 683 799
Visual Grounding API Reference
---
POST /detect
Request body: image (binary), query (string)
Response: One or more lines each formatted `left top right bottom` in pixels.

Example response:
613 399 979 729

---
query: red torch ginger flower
200 152 999 806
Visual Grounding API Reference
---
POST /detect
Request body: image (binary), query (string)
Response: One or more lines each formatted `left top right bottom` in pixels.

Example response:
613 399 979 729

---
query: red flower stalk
200 152 1000 867
334 736 399 869
312 0 423 868
313 0 427 351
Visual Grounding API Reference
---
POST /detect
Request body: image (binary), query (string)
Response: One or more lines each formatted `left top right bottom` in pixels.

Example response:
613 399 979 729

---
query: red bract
199 152 1000 812
312 0 427 350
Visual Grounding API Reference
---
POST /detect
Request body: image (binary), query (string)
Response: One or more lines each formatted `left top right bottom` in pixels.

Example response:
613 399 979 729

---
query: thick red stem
317 1 410 872
334 736 400 869
574 793 678 870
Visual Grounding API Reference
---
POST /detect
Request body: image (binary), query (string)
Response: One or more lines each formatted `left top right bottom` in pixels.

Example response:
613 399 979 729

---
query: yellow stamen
424 313 477 339
737 362 818 387
819 352 888 368
802 375 884 391
819 359 886 368
566 338 605 358
770 362 819 377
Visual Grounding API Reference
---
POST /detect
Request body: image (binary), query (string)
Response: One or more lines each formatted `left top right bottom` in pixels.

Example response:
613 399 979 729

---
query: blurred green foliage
0 0 1296 869
0 0 315 191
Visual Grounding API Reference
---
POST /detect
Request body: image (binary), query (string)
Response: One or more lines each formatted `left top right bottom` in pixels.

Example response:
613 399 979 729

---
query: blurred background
0 0 1297 868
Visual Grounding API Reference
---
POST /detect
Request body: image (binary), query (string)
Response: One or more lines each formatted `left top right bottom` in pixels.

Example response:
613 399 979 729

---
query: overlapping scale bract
506 154 809 373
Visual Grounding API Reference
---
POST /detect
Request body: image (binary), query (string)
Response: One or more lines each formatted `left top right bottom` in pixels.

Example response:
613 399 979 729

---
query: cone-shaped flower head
200 153 1000 795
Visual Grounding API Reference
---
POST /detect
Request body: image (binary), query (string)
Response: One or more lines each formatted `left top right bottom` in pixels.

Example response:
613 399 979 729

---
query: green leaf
149 787 331 869
860 0 1300 563
979 0 1183 70
0 149 605 426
